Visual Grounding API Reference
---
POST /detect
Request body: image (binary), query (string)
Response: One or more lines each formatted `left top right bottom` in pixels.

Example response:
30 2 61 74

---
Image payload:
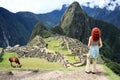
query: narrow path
0 65 109 80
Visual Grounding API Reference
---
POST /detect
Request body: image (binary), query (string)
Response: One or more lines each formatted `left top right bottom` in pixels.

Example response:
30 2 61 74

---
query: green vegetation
101 55 120 75
30 22 53 41
0 48 120 80
0 50 80 71
103 65 120 80
45 39 69 54
20 58 64 70
44 38 79 63
0 52 17 69
0 52 64 71
51 25 65 35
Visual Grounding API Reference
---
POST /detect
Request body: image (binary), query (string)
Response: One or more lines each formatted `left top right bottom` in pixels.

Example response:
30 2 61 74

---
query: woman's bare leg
85 54 91 72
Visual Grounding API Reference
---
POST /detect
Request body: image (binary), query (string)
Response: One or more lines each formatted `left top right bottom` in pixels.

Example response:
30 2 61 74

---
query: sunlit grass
0 48 120 80
0 52 17 70
103 65 120 80
0 52 65 71
44 38 78 63
20 58 64 70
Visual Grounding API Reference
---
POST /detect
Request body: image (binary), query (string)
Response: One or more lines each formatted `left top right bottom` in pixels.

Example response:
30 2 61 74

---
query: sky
0 0 120 14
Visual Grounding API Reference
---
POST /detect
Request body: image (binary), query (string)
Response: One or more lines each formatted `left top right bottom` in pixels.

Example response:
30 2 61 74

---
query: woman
85 27 103 74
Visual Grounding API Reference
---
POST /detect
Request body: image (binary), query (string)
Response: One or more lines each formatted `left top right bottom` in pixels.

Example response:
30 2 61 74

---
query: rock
27 35 46 47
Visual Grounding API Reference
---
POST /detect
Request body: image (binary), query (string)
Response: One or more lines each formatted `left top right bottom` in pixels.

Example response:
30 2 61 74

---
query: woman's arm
99 37 103 48
88 36 91 48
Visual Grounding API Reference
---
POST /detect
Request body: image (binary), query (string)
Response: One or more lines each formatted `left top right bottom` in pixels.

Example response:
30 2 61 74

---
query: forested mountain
0 5 66 48
82 6 120 29
0 7 29 47
29 2 120 75
52 2 120 64
1 3 120 48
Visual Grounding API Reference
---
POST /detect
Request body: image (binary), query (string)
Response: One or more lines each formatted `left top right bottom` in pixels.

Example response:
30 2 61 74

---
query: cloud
0 0 120 13
81 0 120 10
0 0 66 13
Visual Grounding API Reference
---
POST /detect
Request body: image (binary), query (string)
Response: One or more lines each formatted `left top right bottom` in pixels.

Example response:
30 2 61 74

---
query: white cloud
0 0 120 13
0 0 66 13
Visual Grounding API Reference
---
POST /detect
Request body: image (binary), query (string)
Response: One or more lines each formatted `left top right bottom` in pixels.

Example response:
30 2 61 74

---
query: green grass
0 52 65 71
0 48 3 51
45 38 69 54
20 58 64 70
0 52 17 70
44 38 78 63
0 46 79 71
103 65 120 80
0 48 120 80
0 52 82 71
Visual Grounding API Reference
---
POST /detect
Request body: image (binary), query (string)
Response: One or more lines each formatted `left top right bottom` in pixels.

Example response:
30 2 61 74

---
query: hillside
0 6 66 48
1 4 120 48
51 2 120 64
82 6 120 29
29 22 53 41
0 7 29 47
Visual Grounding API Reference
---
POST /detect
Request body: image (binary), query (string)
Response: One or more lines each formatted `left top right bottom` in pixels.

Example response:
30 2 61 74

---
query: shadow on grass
0 51 4 62
0 57 4 62
66 54 75 56
95 71 109 76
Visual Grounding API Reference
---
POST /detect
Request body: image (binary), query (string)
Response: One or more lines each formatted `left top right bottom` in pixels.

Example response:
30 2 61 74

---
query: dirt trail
0 65 109 80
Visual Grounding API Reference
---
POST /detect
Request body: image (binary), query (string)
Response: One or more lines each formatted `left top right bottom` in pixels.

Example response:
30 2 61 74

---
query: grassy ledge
103 65 120 80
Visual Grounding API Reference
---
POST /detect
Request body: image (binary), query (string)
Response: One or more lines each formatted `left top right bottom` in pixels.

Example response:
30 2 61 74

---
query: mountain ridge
51 1 120 66
82 6 120 29
0 6 66 48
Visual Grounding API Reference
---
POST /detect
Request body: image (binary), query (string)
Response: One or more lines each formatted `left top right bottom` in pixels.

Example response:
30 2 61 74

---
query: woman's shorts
89 45 99 59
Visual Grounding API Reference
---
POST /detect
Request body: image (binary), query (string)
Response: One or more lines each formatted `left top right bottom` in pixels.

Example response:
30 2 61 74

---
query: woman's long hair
91 27 101 42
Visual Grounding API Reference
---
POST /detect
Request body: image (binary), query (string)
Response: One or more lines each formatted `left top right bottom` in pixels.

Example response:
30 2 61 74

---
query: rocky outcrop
27 35 46 47
53 2 91 43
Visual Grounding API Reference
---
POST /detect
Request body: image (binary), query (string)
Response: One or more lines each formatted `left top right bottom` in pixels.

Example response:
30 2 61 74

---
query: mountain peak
58 2 90 43
60 2 87 28
29 22 53 41
67 1 83 13
70 1 81 8
0 7 11 14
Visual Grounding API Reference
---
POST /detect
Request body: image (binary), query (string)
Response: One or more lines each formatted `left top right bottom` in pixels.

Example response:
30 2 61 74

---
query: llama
9 57 22 68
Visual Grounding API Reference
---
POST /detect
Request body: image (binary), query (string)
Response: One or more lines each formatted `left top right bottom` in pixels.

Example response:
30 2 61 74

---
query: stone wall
5 45 70 68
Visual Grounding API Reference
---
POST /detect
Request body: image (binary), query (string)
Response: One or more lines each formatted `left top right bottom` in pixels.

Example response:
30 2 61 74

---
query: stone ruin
56 36 89 65
4 36 89 68
5 45 70 68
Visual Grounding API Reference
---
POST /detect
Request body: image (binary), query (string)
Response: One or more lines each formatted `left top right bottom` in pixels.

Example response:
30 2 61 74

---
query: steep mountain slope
29 22 53 41
52 1 120 65
53 2 91 43
16 5 66 30
38 5 66 29
16 12 40 33
0 7 29 47
82 6 120 29
0 6 66 48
